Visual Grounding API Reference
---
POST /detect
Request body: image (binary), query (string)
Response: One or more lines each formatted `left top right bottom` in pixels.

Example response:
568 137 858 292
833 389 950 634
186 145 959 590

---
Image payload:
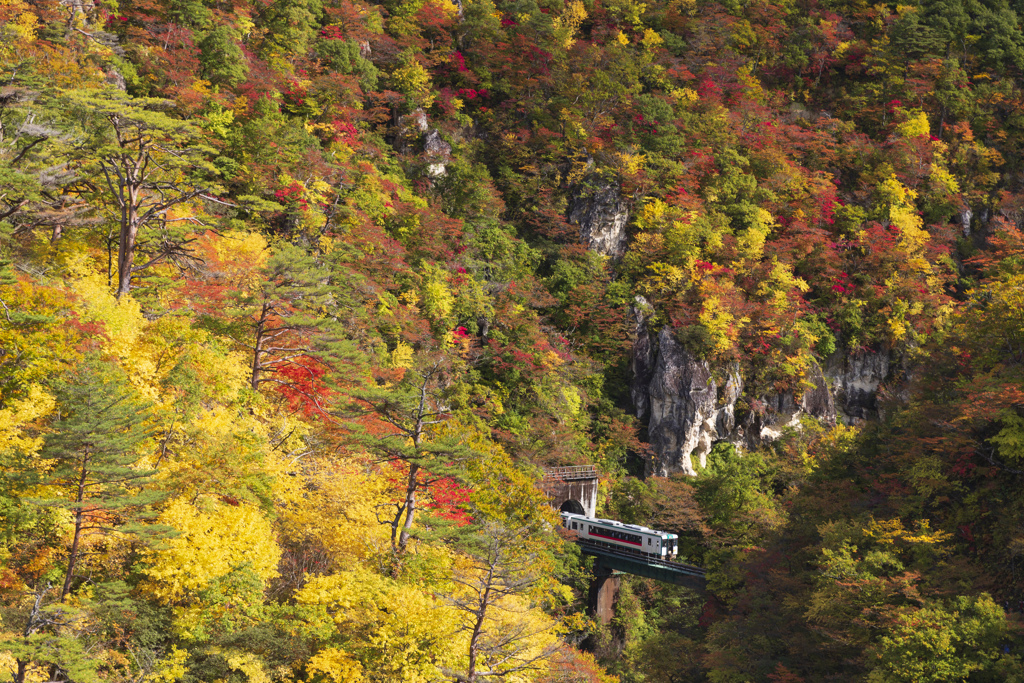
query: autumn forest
3 0 1024 678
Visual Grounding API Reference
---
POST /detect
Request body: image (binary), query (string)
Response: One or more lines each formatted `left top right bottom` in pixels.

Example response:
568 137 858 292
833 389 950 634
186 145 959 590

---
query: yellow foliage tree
295 568 464 682
143 496 281 606
445 522 561 683
0 384 54 465
306 648 366 683
392 52 435 109
276 458 394 573
552 1 588 49
876 173 931 274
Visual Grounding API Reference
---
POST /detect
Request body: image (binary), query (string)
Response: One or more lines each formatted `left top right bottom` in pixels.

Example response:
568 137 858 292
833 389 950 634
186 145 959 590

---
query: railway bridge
580 540 707 623
578 540 706 589
541 466 708 624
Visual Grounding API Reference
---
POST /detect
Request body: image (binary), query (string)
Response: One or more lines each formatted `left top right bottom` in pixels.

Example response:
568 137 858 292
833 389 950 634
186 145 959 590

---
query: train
561 512 679 560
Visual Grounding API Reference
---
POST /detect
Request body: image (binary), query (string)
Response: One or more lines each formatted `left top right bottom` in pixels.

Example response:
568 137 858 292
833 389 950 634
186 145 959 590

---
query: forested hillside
3 0 1024 678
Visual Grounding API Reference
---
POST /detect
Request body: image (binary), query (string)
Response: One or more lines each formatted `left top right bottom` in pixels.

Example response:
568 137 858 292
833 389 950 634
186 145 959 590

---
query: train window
572 522 577 530
647 539 651 545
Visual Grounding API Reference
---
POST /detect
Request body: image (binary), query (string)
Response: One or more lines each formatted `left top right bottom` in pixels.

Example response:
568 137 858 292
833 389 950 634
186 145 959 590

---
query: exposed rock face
801 361 837 422
630 296 656 421
647 328 718 476
423 129 452 178
961 208 973 237
752 365 836 444
638 326 876 477
714 368 743 439
826 347 892 421
105 68 127 90
567 181 629 258
395 108 428 154
397 108 429 134
394 110 452 177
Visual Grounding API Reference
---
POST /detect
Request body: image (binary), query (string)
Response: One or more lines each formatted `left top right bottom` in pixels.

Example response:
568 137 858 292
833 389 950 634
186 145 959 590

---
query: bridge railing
576 539 706 578
542 465 598 480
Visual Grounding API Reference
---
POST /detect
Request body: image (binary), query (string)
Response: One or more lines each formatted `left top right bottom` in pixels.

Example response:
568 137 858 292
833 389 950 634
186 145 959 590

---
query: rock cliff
647 327 718 476
825 347 892 421
634 323 891 476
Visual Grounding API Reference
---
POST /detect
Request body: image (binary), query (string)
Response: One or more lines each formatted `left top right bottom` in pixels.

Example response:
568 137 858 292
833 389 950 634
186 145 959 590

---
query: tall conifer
33 358 162 601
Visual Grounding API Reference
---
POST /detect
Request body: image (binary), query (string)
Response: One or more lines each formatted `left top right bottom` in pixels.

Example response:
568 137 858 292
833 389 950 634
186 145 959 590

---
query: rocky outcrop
637 327 882 477
752 364 837 443
647 328 718 476
395 108 429 155
395 109 452 177
825 347 892 422
714 368 743 439
630 297 656 421
105 68 127 90
961 208 973 237
397 108 428 135
567 181 629 258
423 129 452 178
801 361 838 422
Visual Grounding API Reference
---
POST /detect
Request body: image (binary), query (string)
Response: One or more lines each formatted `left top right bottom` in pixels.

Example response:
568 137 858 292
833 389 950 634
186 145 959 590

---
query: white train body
561 512 678 560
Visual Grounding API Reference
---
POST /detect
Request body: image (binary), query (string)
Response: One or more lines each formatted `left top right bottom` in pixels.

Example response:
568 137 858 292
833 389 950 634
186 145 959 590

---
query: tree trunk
13 590 47 683
250 303 270 390
116 222 138 297
60 459 89 601
115 185 139 298
466 569 493 683
398 463 419 552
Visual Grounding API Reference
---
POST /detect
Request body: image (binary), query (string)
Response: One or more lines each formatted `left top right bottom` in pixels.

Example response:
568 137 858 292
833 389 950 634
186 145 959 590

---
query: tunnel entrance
541 466 598 518
559 499 586 515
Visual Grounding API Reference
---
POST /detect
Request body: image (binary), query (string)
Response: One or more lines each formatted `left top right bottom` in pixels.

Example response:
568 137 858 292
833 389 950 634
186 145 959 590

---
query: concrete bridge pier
588 558 621 625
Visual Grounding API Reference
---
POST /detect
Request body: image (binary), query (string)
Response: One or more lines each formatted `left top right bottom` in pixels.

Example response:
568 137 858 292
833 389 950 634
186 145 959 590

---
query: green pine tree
4 358 168 682
60 89 222 297
346 354 475 558
33 358 164 601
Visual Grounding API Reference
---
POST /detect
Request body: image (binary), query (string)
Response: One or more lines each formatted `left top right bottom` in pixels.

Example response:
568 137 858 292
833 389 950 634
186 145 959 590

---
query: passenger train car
561 512 678 560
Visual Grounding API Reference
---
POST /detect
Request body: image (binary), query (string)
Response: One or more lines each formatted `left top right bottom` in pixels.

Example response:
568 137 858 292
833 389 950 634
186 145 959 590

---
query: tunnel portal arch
541 466 598 518
559 499 586 515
